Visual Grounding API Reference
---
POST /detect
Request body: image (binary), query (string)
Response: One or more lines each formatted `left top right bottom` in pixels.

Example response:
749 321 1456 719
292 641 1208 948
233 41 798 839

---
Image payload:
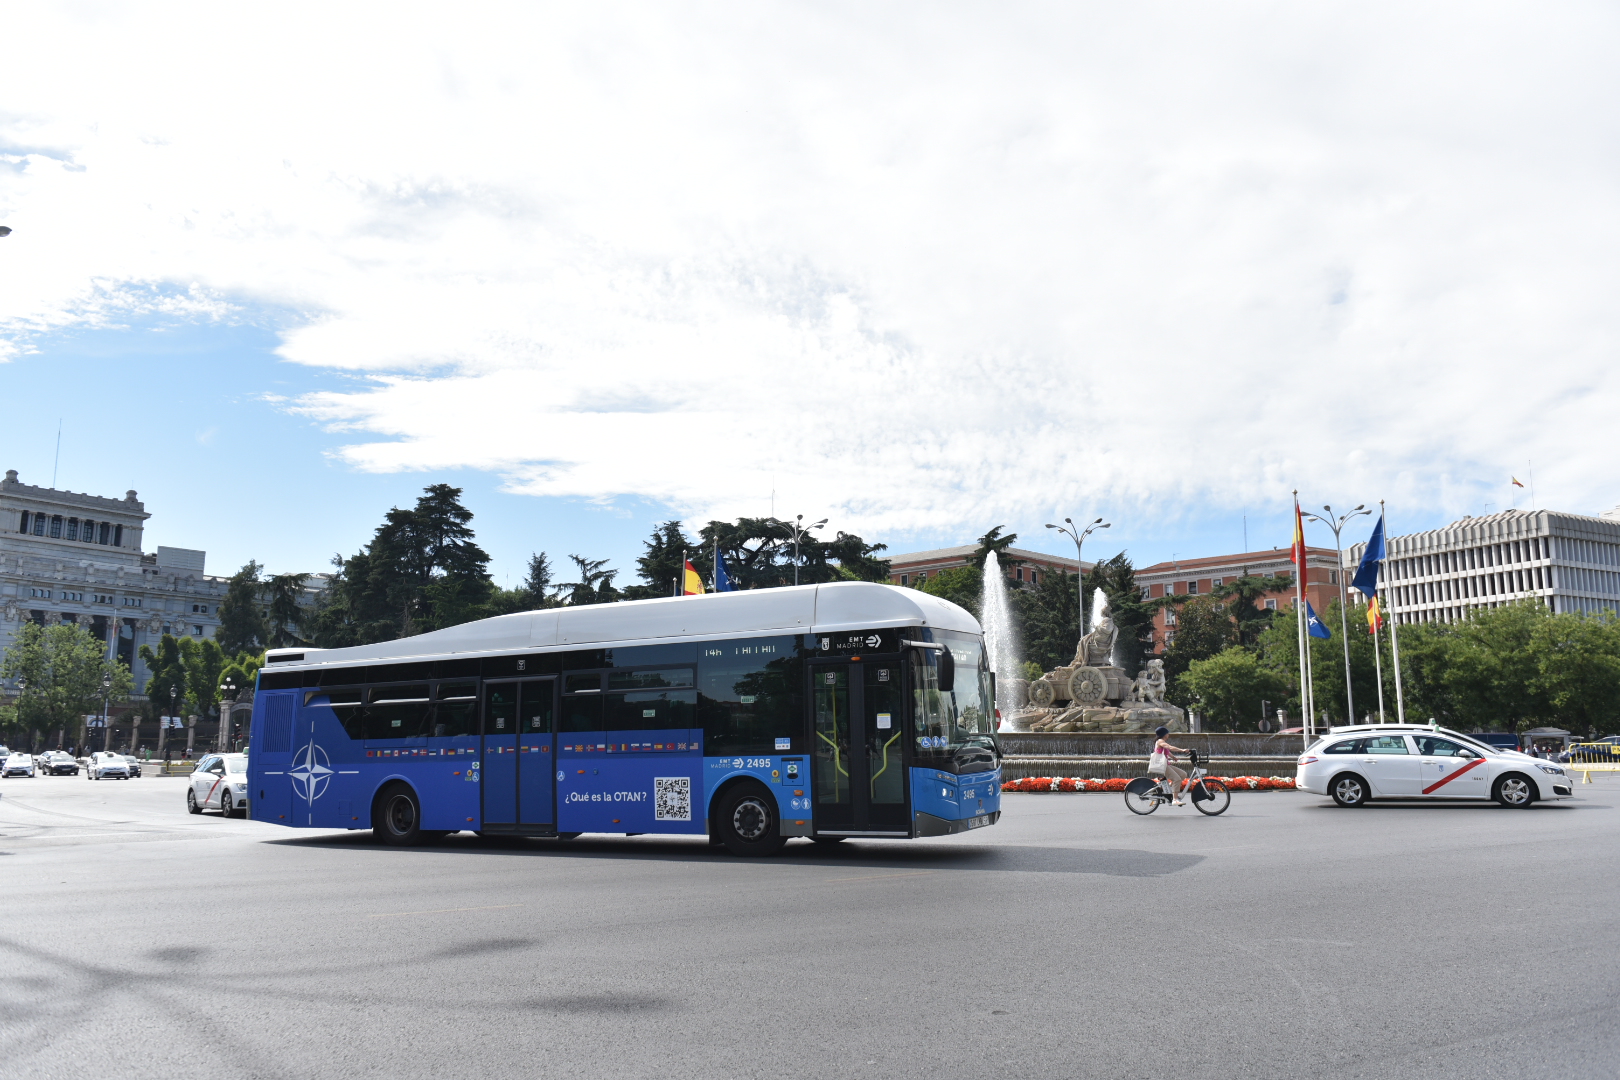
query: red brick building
885 545 1089 589
1135 546 1342 654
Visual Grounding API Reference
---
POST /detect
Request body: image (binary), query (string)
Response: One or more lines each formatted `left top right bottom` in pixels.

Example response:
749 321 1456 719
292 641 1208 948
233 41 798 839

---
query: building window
1265 599 1278 610
94 594 113 604
65 517 78 540
161 624 171 636
113 524 123 547
1187 581 1199 595
1329 570 1338 584
899 574 909 585
18 511 28 534
1212 577 1223 587
61 591 83 602
1140 585 1150 600
32 514 45 536
98 522 111 544
49 515 63 538
81 519 94 542
30 588 51 599
1164 611 1178 627
123 597 143 607
192 604 209 614
1030 570 1038 584
192 625 204 636
1165 631 1176 645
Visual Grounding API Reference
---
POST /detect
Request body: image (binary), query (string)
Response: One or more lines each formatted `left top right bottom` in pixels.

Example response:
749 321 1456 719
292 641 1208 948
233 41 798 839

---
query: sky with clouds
2 2 1616 583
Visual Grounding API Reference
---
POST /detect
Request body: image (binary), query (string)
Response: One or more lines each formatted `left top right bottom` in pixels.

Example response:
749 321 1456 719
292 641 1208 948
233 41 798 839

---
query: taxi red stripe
1421 754 1488 795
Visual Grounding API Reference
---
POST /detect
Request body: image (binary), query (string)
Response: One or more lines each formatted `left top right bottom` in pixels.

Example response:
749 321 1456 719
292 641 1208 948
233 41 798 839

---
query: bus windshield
911 631 998 774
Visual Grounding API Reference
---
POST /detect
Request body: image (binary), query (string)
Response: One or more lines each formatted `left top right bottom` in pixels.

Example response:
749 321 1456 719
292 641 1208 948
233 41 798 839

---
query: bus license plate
967 815 990 829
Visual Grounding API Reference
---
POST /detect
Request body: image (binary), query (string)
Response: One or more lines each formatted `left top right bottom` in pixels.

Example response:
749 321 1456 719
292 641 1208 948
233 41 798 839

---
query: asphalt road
2 771 1617 1080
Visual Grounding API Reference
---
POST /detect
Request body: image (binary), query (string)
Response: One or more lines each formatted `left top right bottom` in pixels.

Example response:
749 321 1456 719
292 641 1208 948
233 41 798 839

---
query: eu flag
715 550 735 592
1306 601 1331 639
1351 513 1385 599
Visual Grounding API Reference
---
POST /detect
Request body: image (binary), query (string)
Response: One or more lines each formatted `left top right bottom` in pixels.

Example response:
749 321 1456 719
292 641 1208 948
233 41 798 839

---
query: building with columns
1347 506 1620 624
1 470 324 747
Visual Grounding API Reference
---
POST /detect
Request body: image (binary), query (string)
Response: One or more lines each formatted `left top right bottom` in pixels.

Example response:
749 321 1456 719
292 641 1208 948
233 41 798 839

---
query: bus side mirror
937 648 955 693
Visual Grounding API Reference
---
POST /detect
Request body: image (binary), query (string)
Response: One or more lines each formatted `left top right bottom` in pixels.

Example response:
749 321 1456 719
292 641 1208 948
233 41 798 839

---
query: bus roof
268 582 980 671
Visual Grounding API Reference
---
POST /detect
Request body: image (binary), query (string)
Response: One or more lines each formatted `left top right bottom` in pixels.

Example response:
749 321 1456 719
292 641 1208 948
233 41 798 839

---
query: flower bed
1002 775 1297 793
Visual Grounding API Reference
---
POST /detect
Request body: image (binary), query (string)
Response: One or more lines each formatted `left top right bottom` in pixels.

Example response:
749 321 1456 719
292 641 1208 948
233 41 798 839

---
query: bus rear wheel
374 784 423 846
716 782 787 857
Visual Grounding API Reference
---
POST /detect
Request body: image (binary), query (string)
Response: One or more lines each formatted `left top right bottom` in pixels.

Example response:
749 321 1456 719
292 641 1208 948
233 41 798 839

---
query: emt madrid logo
289 741 333 803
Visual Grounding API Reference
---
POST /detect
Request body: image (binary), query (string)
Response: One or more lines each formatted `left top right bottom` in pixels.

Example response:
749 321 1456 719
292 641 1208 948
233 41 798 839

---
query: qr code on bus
654 776 692 821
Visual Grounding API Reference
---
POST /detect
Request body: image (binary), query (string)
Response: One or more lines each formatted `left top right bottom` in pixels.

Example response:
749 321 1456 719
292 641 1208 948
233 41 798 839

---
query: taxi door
1357 735 1422 795
1413 736 1490 798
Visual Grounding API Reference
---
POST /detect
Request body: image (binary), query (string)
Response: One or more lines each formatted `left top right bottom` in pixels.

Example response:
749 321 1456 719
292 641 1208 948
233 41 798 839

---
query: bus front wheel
374 784 423 846
716 782 787 857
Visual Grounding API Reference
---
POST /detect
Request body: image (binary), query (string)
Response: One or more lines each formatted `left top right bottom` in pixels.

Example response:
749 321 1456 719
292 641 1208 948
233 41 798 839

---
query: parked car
3 753 36 778
38 751 80 776
187 753 250 817
120 755 143 778
87 752 131 780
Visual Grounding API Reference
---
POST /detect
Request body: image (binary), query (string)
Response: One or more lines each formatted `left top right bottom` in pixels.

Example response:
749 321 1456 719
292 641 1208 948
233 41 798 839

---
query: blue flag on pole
1306 601 1331 639
1351 512 1385 599
715 549 735 592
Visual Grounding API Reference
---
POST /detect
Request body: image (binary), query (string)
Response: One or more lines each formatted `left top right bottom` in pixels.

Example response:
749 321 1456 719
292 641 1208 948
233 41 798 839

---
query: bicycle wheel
1192 779 1230 816
1124 776 1161 815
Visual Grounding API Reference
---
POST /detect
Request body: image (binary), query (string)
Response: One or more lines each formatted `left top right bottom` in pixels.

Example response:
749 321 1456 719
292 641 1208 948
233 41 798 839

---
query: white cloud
2 2 1616 533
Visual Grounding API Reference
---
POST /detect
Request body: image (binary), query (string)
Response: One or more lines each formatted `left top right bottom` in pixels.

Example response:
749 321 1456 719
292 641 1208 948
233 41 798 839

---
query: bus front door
810 661 909 836
481 678 557 832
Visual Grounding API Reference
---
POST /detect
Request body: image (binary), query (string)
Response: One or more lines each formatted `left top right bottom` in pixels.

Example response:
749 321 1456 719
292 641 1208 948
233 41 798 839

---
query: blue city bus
246 582 1001 855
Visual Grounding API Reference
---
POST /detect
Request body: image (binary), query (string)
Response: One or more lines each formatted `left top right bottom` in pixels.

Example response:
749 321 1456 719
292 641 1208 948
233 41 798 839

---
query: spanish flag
1291 497 1308 579
682 560 704 595
1511 477 1524 488
1366 596 1384 635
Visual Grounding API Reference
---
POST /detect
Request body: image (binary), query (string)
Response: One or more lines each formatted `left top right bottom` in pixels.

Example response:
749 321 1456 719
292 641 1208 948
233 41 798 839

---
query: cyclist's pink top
1154 740 1177 758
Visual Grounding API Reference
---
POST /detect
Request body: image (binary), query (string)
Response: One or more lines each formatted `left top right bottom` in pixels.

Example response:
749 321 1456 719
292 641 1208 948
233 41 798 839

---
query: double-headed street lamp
1302 503 1371 726
99 669 113 753
1045 517 1110 636
218 677 238 751
782 515 827 587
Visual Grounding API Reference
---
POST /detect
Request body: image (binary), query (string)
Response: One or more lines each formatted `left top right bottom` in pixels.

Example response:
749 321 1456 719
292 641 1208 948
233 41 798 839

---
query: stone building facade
1135 546 1342 654
1 470 323 748
1346 506 1620 624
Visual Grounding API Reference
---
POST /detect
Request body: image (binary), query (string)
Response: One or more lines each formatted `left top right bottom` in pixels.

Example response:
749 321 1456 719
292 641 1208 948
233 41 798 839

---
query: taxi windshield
222 755 249 775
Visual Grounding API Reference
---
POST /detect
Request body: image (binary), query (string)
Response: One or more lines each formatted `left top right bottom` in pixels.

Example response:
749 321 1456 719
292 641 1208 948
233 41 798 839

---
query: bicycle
1124 749 1230 815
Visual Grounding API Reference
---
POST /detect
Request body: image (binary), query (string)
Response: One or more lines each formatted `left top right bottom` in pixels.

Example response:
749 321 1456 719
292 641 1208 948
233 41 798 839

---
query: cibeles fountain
1002 588 1188 734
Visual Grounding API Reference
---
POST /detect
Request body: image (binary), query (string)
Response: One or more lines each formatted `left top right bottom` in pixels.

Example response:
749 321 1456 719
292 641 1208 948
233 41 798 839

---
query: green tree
264 572 311 647
915 566 982 621
970 526 1018 570
693 518 888 589
626 521 696 600
137 634 188 714
217 561 268 656
561 554 620 605
1531 611 1620 738
1211 574 1279 647
179 637 227 719
1163 597 1237 705
1442 601 1553 733
1018 570 1078 672
1179 646 1293 732
310 485 494 644
1 622 133 751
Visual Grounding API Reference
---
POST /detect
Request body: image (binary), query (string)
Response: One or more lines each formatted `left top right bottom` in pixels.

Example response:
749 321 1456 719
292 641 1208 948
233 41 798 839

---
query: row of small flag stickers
485 745 553 754
365 747 477 758
560 741 697 753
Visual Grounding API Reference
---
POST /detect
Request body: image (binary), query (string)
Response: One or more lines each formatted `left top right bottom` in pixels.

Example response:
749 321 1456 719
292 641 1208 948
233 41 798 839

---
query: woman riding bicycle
1153 725 1189 807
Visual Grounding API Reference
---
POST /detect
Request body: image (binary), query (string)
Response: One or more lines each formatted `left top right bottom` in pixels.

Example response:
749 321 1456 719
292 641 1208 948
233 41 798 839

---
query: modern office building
1135 547 1342 654
885 544 1088 589
1346 506 1620 624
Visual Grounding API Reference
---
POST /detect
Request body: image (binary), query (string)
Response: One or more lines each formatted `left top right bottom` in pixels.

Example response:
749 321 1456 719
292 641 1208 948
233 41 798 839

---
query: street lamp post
1302 503 1372 725
218 678 238 752
100 670 113 753
1045 517 1110 637
781 515 827 587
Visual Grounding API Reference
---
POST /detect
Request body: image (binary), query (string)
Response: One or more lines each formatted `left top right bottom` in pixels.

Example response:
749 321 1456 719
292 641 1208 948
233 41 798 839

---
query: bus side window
697 637 801 755
365 684 431 742
561 694 603 732
434 682 479 737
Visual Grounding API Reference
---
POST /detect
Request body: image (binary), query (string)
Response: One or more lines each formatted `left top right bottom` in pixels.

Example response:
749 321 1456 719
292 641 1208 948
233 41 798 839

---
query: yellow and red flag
682 560 704 595
1291 497 1308 580
1366 596 1384 635
1511 477 1525 488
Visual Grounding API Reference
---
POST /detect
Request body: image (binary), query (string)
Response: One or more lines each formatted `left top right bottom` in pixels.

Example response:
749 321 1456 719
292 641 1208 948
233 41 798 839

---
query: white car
1297 724 1574 808
87 752 131 780
187 754 249 817
2 753 36 778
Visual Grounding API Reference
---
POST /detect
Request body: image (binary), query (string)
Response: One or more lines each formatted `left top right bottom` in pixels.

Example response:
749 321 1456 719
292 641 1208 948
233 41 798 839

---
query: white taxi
186 754 249 817
1297 724 1573 808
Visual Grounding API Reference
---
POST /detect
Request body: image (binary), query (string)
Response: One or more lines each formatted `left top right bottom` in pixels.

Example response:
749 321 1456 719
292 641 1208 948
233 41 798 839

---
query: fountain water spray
981 551 1021 731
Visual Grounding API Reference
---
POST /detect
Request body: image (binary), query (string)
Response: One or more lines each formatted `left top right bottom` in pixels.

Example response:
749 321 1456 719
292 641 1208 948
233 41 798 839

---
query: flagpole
1372 601 1386 723
1294 491 1310 749
1304 602 1317 738
1382 501 1408 724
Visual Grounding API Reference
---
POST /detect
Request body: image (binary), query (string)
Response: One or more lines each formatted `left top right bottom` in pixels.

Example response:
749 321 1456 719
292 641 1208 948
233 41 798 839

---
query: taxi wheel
374 783 423 846
716 782 787 857
220 792 233 817
1330 773 1370 807
1494 774 1535 808
186 789 202 815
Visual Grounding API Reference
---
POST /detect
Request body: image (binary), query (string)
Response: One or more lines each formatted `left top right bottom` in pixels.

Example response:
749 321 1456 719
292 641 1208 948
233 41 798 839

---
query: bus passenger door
517 679 556 826
810 661 909 835
482 682 520 828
